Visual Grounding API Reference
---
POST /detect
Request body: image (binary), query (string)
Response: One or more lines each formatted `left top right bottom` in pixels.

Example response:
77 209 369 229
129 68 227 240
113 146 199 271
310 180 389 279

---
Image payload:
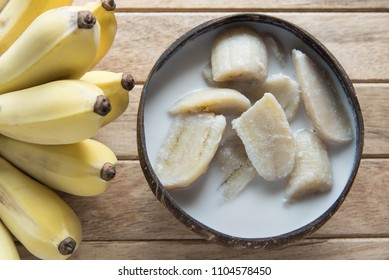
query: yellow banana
0 0 9 12
0 6 100 94
0 80 111 145
81 70 135 126
0 135 117 196
0 157 82 260
0 0 74 55
0 219 20 260
43 0 73 10
83 0 117 67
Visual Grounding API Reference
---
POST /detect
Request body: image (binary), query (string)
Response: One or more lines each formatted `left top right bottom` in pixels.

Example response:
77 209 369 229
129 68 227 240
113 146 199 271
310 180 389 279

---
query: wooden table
18 0 388 259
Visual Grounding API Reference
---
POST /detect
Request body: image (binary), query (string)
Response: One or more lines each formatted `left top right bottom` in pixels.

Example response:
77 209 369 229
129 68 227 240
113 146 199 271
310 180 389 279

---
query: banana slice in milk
232 93 296 181
169 88 251 116
155 113 226 190
202 64 262 100
211 26 268 83
258 74 301 122
292 49 352 144
215 135 257 201
286 129 333 202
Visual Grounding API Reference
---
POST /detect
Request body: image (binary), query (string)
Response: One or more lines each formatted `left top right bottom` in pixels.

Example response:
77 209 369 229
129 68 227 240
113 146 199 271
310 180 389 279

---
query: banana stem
102 0 116 11
58 237 77 255
94 95 111 116
77 11 97 29
121 73 135 91
100 162 116 181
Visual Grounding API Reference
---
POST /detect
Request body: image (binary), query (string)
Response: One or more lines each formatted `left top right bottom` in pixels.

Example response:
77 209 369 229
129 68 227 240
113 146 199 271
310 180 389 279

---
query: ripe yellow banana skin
0 6 100 94
0 80 111 145
81 70 135 126
0 0 9 12
0 157 82 260
0 135 118 196
0 0 74 55
84 0 117 67
0 220 20 260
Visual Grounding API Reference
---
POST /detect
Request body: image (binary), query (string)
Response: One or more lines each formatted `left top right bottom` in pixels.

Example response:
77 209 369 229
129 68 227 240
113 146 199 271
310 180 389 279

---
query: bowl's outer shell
137 13 364 248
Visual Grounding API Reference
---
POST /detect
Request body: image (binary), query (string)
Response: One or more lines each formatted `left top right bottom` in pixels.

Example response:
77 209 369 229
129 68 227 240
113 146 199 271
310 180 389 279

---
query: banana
169 88 251 116
211 26 268 83
43 0 74 10
83 0 117 67
81 70 135 126
215 135 256 201
232 93 296 181
155 113 226 190
0 135 117 196
264 36 286 67
0 157 82 260
0 0 74 55
0 80 111 145
0 0 8 12
286 129 333 202
0 6 100 94
258 74 301 122
0 219 20 260
202 63 263 100
292 49 353 144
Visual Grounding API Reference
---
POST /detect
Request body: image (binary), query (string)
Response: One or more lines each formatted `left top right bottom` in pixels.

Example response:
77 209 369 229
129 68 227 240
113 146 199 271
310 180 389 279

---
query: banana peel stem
121 72 135 91
102 0 116 11
100 162 116 181
58 237 77 255
77 11 97 29
93 95 111 116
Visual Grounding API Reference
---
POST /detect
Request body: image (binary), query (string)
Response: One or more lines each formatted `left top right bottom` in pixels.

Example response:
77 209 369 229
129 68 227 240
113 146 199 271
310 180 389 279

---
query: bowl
137 13 364 248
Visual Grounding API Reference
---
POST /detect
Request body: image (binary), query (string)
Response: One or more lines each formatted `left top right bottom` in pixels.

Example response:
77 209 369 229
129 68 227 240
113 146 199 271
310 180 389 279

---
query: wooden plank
356 84 389 156
57 159 389 241
60 159 194 241
92 12 389 83
74 0 389 11
17 238 389 260
92 83 389 159
315 159 389 237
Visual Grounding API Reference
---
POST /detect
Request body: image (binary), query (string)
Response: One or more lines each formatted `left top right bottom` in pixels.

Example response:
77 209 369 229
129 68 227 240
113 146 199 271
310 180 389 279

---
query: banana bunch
0 0 134 259
0 219 20 260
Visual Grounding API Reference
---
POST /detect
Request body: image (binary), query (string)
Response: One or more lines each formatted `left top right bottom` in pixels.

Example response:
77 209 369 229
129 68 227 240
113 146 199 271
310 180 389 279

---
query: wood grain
74 0 389 11
17 238 389 260
356 84 389 157
92 13 389 83
54 158 388 242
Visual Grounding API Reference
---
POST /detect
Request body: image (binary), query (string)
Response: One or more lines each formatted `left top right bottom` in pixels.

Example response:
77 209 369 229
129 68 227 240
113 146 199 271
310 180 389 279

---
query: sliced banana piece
169 88 251 116
232 93 296 181
211 26 268 83
202 64 262 100
292 49 352 144
258 73 301 122
155 113 226 190
216 135 256 201
286 129 333 202
264 36 287 67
